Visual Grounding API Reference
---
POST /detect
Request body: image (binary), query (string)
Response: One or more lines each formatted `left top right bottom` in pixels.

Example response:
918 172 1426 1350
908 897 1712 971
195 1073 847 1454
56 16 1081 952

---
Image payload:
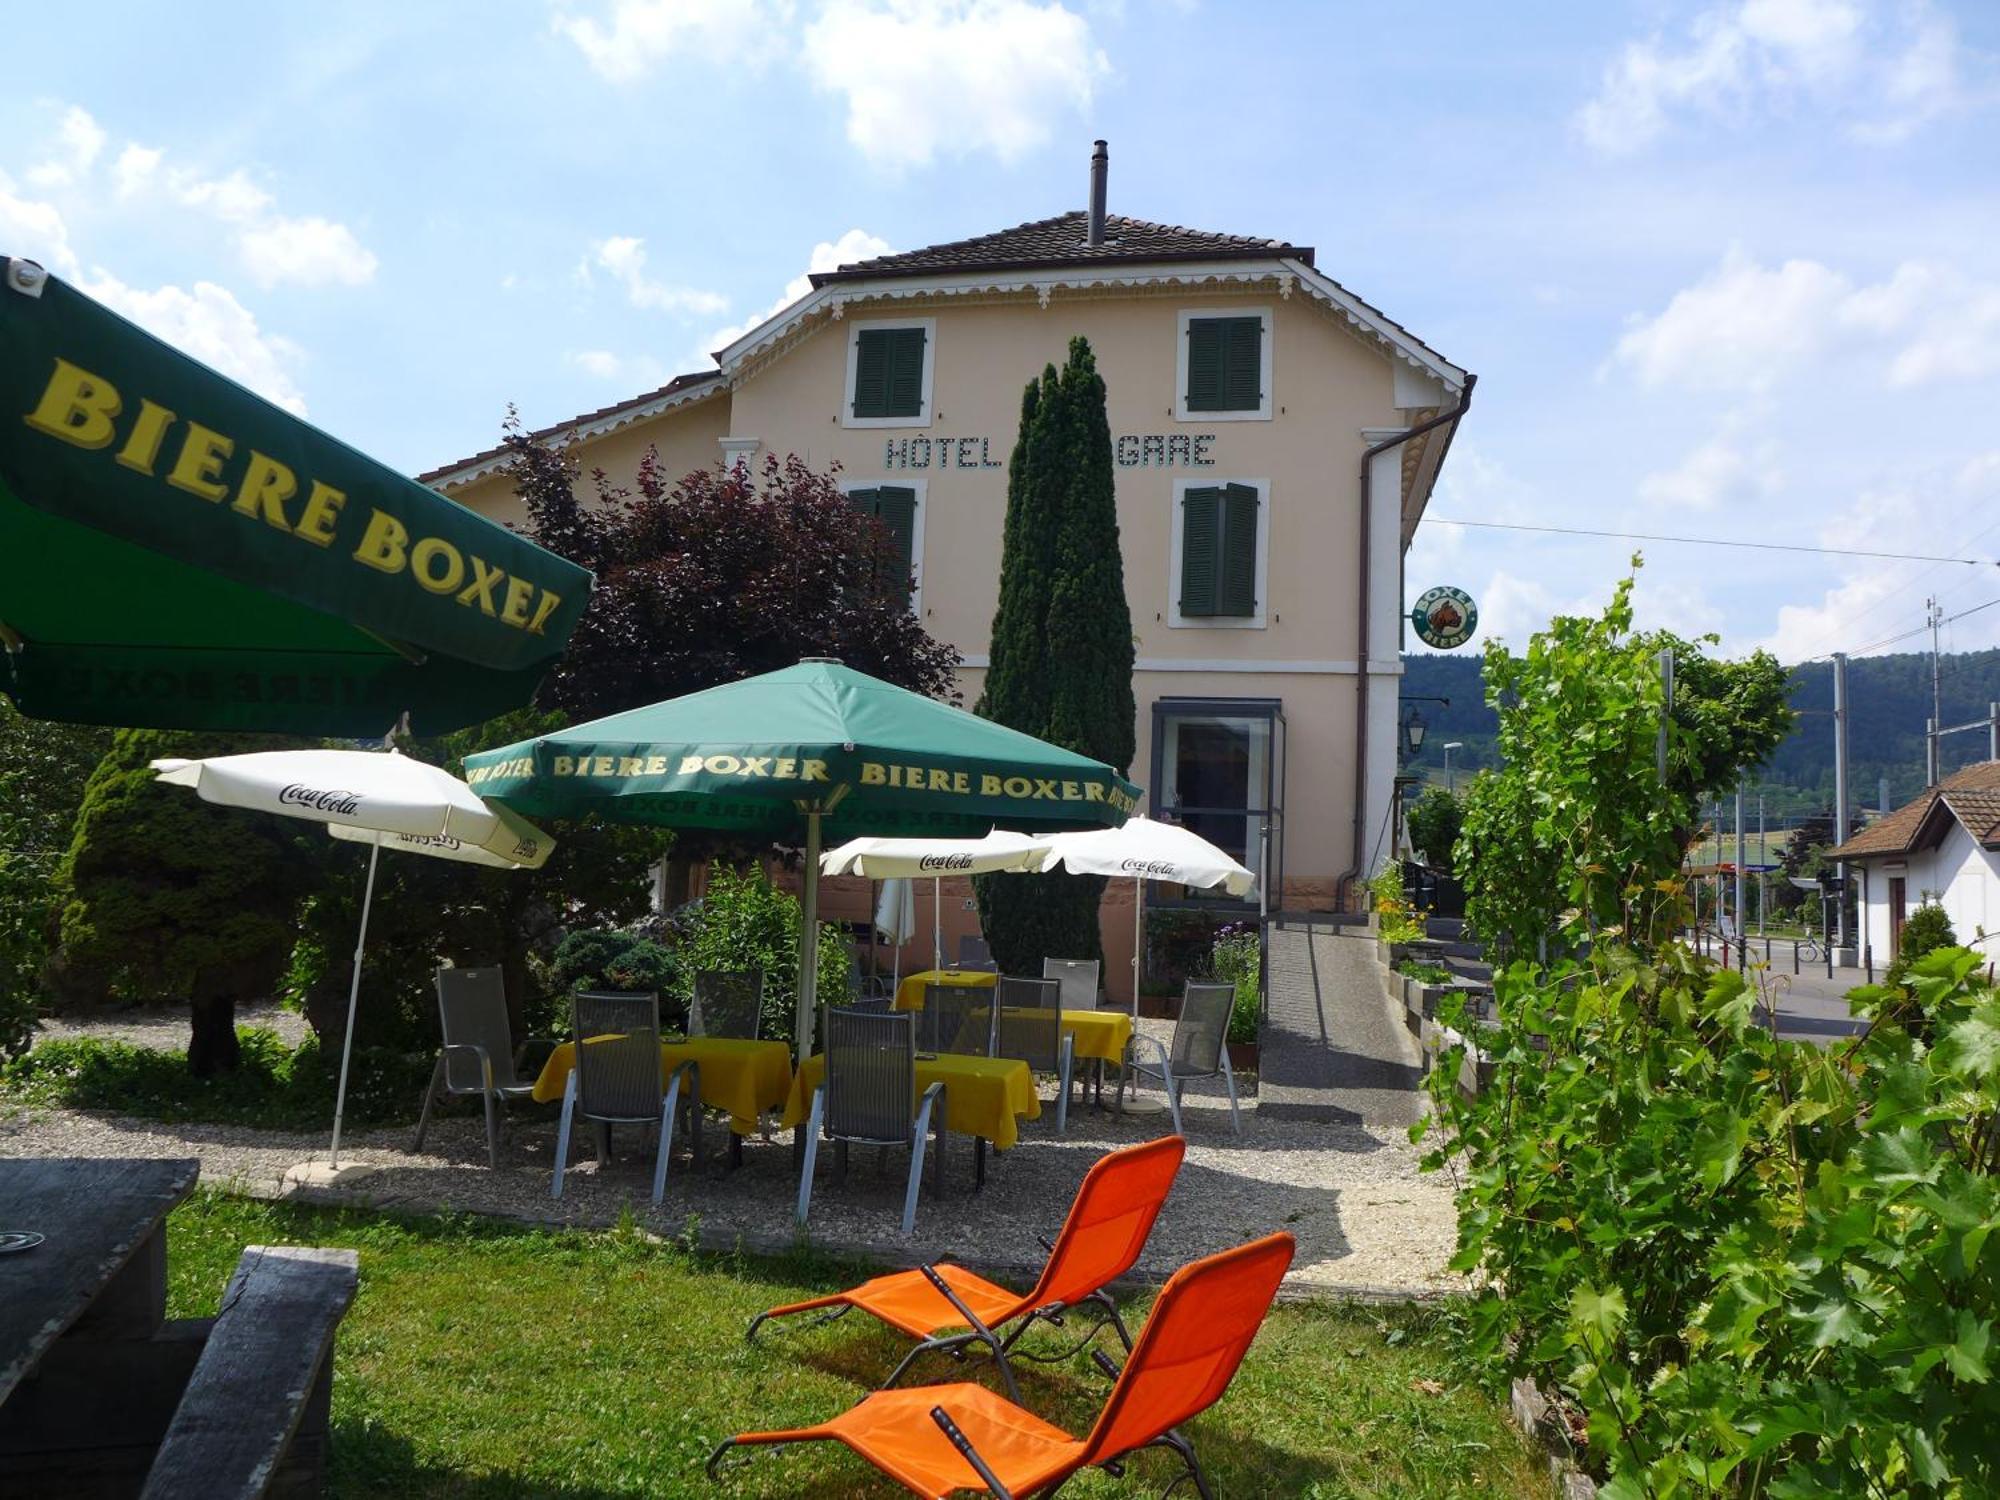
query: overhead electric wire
1826 595 2000 663
1426 517 1998 568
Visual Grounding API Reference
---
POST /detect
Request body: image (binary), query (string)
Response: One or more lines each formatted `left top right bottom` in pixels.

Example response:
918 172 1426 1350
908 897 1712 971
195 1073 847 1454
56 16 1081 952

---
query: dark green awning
0 257 590 735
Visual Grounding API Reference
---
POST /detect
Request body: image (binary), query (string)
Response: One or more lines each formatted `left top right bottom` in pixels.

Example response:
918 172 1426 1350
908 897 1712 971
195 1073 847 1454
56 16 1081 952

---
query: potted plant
1209 923 1261 1074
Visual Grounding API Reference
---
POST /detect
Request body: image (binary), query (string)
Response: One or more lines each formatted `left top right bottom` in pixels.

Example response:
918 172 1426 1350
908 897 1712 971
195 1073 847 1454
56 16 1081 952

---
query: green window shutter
852 327 926 419
851 334 891 418
1185 316 1263 412
1221 317 1263 410
1185 320 1224 412
1217 483 1260 616
1179 487 1222 615
873 485 918 597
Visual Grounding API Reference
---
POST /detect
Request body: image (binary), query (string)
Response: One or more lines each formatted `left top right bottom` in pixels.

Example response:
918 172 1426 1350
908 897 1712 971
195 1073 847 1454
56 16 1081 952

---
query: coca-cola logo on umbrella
918 853 975 871
278 784 363 817
1120 859 1183 878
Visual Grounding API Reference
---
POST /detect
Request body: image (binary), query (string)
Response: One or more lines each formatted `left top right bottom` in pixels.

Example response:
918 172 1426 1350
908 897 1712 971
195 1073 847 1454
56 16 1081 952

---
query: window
1149 698 1285 901
1170 478 1268 628
843 480 924 609
844 318 935 427
1177 308 1271 421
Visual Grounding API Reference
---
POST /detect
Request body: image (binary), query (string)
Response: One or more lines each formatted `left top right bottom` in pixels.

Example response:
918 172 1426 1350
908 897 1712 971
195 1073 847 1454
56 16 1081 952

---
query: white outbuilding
1829 760 2000 968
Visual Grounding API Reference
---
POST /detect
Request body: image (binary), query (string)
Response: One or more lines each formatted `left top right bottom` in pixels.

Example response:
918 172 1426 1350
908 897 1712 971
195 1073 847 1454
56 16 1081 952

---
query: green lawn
167 1193 1545 1499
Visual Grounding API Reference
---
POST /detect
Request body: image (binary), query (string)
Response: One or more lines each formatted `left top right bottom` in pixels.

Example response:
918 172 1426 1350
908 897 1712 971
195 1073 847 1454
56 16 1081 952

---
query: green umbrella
0 257 591 735
464 659 1141 1060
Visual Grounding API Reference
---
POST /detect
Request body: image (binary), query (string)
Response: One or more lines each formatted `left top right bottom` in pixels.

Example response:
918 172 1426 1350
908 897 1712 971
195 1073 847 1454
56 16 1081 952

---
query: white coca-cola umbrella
1036 817 1258 994
151 748 554 1168
822 831 1049 972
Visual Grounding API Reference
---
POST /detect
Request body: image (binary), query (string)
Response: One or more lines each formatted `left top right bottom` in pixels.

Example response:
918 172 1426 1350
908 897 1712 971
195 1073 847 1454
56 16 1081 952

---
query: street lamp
1443 741 1464 794
1401 707 1427 763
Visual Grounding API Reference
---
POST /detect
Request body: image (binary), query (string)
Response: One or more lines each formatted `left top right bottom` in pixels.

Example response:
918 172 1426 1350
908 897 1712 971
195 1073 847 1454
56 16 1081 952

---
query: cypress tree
975 337 1135 971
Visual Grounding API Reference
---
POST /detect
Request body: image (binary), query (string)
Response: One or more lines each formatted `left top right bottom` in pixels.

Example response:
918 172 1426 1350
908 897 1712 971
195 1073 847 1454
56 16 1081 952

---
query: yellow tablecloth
531 1037 794 1135
891 975 1133 1066
782 1052 1041 1151
894 967 997 1012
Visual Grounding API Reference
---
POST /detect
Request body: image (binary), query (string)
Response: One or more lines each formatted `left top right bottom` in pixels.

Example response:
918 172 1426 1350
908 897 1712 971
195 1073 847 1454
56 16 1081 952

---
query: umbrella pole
797 810 822 1066
1132 875 1142 1013
329 842 381 1169
934 875 942 973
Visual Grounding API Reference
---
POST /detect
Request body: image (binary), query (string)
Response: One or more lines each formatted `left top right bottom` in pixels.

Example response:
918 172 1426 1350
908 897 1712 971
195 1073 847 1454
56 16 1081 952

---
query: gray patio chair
1123 980 1242 1137
796 1008 945 1236
920 983 994 1057
1042 957 1104 1012
956 934 997 972
414 966 541 1169
995 975 1073 1135
552 990 692 1203
691 968 763 1039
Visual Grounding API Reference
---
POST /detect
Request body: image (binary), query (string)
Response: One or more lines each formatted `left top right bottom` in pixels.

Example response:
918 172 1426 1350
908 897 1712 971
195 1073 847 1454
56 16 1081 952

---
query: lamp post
1443 741 1464 794
1401 707 1427 765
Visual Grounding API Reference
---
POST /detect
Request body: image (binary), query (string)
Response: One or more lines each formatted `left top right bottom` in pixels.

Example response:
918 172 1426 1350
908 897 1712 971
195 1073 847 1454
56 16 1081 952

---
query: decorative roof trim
421 373 727 493
713 257 1467 390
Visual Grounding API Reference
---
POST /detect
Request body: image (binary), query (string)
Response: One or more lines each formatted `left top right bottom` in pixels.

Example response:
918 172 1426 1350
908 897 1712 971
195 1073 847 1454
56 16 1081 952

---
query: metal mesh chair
691 969 763 1039
797 1008 945 1236
921 983 994 1057
1123 981 1242 1137
1043 957 1104 1011
552 990 691 1203
956 934 997 972
995 975 1074 1135
415 967 540 1169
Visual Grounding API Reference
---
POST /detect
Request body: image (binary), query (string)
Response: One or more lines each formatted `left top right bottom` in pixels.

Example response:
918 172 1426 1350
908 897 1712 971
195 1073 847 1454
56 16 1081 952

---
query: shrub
1370 865 1426 945
1420 944 2000 1494
1398 960 1453 986
680 864 851 1045
1887 900 1957 987
1208 925 1261 1046
548 928 685 1027
1407 786 1465 872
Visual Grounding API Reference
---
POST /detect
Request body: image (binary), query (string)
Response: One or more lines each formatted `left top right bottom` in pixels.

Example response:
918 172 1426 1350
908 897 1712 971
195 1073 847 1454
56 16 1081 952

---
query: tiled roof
417 370 724 488
809 211 1313 285
1830 760 2000 858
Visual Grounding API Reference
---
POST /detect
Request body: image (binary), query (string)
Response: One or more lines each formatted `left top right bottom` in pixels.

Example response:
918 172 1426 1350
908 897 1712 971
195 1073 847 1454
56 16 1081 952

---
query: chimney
1086 139 1108 246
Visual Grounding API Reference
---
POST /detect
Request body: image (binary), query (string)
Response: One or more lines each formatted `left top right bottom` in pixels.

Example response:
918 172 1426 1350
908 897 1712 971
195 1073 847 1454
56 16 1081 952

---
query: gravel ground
33 1002 311 1050
0 1018 1463 1298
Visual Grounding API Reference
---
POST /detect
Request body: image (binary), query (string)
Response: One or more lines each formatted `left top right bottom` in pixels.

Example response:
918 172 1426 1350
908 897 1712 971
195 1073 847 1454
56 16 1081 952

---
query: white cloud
0 171 81 280
1575 0 1973 154
552 0 787 83
566 348 669 385
1637 428 1783 511
1612 247 2000 392
803 0 1108 170
239 217 379 289
81 272 308 414
701 226 893 356
589 236 728 316
25 105 108 189
111 143 163 198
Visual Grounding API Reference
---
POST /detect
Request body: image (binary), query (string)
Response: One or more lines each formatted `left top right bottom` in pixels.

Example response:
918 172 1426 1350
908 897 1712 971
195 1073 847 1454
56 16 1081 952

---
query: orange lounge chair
746 1136 1185 1404
710 1230 1296 1499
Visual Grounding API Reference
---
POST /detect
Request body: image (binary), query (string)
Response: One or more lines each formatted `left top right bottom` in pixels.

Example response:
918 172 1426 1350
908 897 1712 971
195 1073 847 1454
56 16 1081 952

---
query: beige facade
428 207 1469 1003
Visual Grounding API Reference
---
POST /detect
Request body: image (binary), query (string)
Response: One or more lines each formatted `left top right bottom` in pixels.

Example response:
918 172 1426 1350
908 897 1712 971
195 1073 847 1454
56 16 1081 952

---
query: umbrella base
282 1159 381 1193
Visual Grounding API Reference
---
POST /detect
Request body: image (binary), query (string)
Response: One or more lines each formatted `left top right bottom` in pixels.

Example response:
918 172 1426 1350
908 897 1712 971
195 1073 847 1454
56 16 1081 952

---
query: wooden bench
138 1246 358 1500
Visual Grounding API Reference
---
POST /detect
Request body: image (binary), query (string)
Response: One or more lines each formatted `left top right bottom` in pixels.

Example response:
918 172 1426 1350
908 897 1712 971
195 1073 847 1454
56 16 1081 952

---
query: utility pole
1657 648 1674 784
1757 790 1766 937
1927 596 1944 786
1990 701 1999 763
1734 781 1748 971
1833 652 1851 961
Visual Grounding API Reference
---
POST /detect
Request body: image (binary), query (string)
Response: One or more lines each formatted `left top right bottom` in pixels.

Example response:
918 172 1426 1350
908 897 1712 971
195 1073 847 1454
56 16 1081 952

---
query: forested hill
1401 648 2000 820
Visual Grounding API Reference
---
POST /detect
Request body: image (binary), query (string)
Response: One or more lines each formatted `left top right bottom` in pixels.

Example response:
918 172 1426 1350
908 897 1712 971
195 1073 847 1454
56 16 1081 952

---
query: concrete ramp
1258 920 1427 1126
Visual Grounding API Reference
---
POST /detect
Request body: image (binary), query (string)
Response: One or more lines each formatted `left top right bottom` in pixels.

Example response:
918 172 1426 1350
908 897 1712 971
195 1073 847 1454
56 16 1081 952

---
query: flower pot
1226 1041 1259 1074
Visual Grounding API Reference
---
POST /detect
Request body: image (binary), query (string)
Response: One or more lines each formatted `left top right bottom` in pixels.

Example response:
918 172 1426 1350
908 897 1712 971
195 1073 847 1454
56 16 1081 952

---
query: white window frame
1167 477 1269 630
842 316 937 430
840 476 927 618
1175 306 1273 423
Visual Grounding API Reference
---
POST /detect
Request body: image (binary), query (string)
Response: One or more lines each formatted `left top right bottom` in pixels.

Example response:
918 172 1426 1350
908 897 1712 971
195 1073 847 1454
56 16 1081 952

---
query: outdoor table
783 1050 1041 1151
893 966 996 1012
532 1035 794 1135
0 1157 199 1409
892 972 1134 1066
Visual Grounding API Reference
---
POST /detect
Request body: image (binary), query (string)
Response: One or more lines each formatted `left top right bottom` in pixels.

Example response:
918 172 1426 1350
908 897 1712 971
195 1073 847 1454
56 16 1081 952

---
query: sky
4 0 1998 666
